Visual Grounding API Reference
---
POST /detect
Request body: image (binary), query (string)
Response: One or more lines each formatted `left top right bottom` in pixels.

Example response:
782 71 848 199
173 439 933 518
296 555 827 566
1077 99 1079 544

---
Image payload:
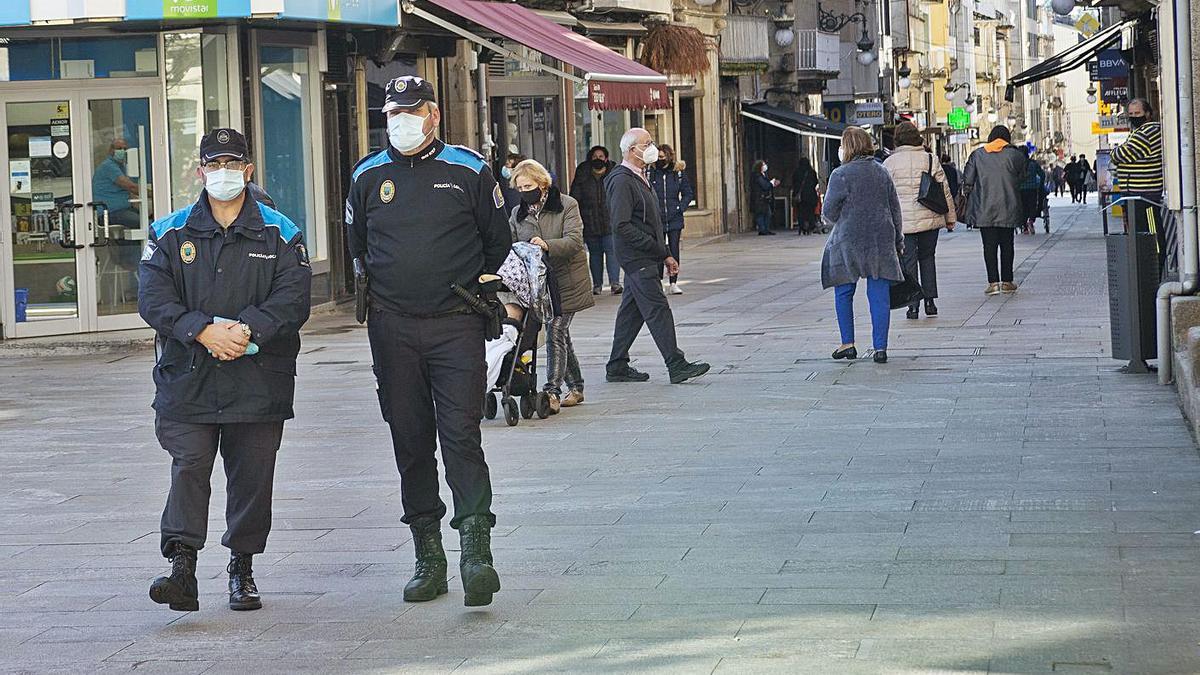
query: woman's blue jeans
834 278 892 350
754 212 771 234
586 235 620 288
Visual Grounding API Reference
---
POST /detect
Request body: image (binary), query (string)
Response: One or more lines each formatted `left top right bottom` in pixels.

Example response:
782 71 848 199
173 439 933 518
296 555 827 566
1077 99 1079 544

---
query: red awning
419 0 670 110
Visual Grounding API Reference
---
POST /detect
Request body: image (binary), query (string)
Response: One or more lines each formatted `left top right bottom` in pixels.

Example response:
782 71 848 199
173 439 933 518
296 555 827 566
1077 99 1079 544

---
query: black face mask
1128 115 1147 129
590 157 607 171
656 159 670 169
519 187 542 205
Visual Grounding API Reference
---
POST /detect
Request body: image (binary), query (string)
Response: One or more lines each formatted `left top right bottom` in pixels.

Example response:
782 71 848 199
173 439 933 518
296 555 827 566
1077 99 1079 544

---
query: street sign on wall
1097 49 1130 80
1074 13 1100 37
1101 79 1130 105
822 102 849 125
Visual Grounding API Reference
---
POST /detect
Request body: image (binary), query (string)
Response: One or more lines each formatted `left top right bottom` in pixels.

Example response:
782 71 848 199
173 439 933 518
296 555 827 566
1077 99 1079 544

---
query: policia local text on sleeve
138 128 312 613
345 76 512 607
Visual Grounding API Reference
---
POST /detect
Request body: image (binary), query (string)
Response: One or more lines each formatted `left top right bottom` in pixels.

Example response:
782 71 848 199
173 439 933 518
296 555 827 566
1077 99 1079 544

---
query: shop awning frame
740 102 847 141
1008 20 1131 89
404 0 670 110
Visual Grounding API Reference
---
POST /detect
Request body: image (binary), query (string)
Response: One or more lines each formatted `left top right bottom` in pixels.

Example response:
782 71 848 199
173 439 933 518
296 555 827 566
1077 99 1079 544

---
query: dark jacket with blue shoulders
137 189 313 423
648 160 695 232
344 139 512 317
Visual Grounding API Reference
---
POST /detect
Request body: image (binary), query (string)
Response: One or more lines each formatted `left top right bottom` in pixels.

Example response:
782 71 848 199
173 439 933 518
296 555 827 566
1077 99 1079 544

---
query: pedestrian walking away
1019 150 1047 235
570 145 622 295
939 153 961 207
883 122 956 321
822 126 904 364
1065 155 1082 203
344 76 511 607
1078 155 1093 204
961 125 1027 295
792 156 821 235
648 144 695 294
606 127 710 384
509 159 594 412
138 127 313 613
1110 98 1166 271
750 160 778 235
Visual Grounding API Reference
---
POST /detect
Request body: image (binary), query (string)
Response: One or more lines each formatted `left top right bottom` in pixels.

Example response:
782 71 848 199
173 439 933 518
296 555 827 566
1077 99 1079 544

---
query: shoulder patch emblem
296 243 311 268
140 240 157 262
180 240 197 265
380 180 396 204
493 183 505 209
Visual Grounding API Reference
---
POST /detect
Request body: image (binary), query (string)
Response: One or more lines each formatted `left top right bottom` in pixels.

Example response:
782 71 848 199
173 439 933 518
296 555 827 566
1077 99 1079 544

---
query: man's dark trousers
608 264 685 370
157 418 284 557
368 308 495 529
902 229 939 301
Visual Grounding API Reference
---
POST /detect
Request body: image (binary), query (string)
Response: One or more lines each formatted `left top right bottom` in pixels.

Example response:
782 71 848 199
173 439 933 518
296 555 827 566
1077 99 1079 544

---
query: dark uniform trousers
156 417 284 557
368 308 495 530
608 264 685 370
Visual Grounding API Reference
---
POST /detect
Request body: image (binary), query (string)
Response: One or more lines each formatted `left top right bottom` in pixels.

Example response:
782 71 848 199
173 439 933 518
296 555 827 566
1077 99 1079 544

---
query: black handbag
889 267 925 310
917 153 950 215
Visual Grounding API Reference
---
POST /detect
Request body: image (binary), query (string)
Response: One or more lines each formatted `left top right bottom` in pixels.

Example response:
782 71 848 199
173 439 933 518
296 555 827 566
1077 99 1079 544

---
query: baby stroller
481 241 558 427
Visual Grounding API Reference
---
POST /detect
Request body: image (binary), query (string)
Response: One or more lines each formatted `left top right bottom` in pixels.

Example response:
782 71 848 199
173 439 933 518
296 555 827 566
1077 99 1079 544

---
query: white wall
1052 22 1099 158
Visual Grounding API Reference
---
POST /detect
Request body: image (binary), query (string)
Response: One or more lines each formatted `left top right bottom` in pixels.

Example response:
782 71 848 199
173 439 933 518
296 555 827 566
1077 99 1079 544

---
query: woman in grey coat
821 127 904 364
961 125 1028 295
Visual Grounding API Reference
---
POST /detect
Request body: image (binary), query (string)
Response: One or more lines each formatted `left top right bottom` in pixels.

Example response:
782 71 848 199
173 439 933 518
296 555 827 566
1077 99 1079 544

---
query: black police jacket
344 139 512 316
138 190 313 423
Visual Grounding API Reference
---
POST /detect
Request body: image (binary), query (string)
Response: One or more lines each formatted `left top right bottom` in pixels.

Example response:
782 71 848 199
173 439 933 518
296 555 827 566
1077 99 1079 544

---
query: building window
678 96 700 209
0 36 158 81
257 40 323 261
973 28 981 47
164 31 232 210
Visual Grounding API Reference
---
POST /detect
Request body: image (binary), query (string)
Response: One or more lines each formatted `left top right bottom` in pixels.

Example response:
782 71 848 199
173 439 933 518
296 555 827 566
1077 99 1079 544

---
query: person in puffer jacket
648 145 695 295
882 121 956 320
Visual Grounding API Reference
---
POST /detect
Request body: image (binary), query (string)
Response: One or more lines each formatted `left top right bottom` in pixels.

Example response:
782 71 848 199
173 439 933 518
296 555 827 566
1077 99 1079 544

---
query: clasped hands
197 322 251 361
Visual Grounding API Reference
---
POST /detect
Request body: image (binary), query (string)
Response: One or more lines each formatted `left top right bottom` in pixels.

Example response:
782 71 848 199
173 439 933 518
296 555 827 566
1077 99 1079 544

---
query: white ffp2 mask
640 143 659 165
206 168 246 202
388 112 430 153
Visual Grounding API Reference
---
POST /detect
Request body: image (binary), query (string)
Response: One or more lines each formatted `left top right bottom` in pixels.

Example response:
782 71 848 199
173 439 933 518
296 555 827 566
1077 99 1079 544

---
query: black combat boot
404 518 448 602
458 515 501 607
227 552 262 611
149 543 199 612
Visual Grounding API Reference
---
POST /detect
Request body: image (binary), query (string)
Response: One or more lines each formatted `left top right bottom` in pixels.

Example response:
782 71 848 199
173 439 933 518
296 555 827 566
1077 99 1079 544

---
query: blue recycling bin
14 288 28 323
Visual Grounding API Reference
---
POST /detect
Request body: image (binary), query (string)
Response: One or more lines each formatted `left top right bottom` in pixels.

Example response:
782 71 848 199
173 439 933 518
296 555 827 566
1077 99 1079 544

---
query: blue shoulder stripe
351 149 393 183
257 203 302 242
150 204 195 239
435 144 485 174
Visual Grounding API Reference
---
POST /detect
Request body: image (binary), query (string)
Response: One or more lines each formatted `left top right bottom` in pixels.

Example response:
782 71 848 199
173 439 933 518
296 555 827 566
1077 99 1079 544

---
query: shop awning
740 102 847 141
1008 20 1131 90
407 0 670 110
0 0 398 27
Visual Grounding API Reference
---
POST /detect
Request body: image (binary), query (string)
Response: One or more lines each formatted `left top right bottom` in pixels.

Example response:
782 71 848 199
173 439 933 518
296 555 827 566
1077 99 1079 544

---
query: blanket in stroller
496 241 554 322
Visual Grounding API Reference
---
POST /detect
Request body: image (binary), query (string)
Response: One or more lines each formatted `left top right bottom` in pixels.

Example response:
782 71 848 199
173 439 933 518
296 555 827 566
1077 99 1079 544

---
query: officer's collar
186 188 265 235
389 138 444 165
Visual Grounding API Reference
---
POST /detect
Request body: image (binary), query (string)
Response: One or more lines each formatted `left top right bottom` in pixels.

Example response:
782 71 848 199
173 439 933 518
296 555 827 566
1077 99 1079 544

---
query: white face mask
838 147 847 163
762 164 768 173
388 112 431 153
639 143 659 165
205 168 246 202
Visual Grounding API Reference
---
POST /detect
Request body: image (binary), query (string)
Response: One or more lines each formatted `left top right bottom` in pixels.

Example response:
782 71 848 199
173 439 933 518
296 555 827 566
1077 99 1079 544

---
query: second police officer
345 76 512 607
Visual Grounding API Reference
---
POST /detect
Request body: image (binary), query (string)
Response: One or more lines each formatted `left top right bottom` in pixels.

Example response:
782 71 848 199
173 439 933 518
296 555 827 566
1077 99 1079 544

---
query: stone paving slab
3 198 1200 672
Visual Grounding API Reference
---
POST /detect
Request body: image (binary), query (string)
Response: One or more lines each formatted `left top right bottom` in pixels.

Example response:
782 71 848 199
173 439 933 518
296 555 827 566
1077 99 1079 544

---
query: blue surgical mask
205 168 246 202
113 149 127 163
501 166 513 180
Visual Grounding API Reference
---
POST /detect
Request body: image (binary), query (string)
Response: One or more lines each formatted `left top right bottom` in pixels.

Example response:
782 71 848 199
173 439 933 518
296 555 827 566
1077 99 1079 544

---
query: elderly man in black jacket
605 127 709 384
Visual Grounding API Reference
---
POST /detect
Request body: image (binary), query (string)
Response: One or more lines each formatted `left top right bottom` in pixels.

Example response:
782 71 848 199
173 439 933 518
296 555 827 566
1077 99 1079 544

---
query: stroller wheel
536 392 551 420
520 393 535 420
484 393 498 420
502 396 519 427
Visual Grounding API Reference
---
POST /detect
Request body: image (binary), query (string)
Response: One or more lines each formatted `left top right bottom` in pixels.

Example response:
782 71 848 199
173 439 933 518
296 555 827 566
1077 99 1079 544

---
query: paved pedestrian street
2 198 1200 674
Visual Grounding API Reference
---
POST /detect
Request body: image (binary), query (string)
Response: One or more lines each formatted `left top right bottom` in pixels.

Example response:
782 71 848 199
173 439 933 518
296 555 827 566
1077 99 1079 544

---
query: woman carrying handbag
882 122 957 319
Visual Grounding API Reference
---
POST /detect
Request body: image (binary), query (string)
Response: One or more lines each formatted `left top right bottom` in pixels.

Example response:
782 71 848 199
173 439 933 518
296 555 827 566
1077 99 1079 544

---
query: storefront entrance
0 82 166 338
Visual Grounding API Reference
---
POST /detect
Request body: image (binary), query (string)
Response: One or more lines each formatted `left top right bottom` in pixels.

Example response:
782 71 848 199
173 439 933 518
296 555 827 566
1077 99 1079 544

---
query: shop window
678 96 700 209
258 43 322 261
0 36 158 81
164 31 232 210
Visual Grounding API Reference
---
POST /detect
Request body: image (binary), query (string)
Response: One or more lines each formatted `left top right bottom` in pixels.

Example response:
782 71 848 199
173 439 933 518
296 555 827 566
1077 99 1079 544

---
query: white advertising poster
31 0 124 21
28 137 51 158
9 160 30 194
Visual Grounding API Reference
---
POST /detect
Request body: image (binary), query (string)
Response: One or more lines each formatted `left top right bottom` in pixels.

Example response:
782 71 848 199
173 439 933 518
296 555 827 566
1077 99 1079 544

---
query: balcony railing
796 29 840 75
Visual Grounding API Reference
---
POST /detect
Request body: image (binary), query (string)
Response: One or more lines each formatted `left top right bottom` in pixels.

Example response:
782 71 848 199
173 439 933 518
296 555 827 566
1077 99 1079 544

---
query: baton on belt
353 257 369 324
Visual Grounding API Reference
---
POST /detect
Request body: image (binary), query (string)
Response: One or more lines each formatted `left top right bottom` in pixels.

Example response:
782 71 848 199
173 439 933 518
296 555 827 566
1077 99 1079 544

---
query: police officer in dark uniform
345 76 511 607
138 128 312 612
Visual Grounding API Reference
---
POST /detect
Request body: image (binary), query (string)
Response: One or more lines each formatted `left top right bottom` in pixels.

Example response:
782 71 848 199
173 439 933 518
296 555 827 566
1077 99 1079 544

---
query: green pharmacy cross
948 107 971 130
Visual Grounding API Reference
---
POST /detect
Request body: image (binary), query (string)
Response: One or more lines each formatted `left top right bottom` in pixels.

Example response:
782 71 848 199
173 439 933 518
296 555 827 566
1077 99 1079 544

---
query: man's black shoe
150 543 199 612
606 366 650 382
924 300 938 316
906 305 919 320
227 552 262 611
404 517 448 602
668 360 711 384
873 350 888 364
458 515 500 607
